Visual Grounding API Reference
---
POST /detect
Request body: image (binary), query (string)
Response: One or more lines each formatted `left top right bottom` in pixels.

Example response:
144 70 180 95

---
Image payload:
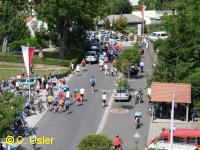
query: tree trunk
2 37 8 54
59 30 72 59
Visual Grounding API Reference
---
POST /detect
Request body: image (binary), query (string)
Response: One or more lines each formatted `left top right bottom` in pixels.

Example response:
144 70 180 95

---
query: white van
148 31 168 42
147 142 198 150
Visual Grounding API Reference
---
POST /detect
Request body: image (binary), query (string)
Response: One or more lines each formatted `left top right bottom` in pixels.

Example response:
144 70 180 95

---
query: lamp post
133 132 141 149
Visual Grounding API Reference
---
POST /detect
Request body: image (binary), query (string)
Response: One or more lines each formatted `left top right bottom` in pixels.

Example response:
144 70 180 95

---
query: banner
137 24 142 36
21 46 35 77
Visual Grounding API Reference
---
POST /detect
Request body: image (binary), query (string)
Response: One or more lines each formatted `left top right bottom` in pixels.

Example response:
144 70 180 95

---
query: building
98 14 143 26
132 10 172 25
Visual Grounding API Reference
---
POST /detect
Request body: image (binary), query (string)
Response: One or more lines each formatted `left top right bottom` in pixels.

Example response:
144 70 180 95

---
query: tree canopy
151 0 200 109
0 92 25 138
35 0 107 59
0 0 31 50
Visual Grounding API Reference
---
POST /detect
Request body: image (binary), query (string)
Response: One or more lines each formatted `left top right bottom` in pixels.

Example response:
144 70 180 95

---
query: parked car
124 66 139 78
114 88 132 101
148 31 168 42
85 51 98 63
19 77 37 89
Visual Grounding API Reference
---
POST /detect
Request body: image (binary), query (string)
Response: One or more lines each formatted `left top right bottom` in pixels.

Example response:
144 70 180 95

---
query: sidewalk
1 74 73 149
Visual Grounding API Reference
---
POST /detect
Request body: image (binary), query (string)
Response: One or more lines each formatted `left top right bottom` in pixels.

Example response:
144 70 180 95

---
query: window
161 33 167 36
173 136 185 144
157 136 168 143
188 137 197 145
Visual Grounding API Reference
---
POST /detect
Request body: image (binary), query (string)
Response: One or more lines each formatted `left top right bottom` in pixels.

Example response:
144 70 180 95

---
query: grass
0 64 21 68
0 67 69 80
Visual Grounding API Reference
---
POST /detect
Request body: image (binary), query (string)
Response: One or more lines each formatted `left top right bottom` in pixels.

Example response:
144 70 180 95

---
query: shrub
116 77 129 89
0 54 78 67
78 134 112 150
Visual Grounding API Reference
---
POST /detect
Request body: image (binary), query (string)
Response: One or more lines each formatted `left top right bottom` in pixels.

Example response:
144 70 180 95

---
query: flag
140 5 145 19
21 46 35 77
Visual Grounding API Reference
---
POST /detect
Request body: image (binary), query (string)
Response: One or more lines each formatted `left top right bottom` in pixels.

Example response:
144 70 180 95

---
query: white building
25 16 48 37
132 10 172 25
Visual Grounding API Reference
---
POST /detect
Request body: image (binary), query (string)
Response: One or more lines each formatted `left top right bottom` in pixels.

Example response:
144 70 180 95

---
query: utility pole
170 92 175 150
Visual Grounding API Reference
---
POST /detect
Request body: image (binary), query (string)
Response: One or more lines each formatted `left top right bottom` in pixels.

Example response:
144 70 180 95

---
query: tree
35 0 104 59
0 0 31 52
116 45 141 73
107 0 132 14
113 16 128 32
151 0 200 83
117 77 129 89
78 134 112 150
185 69 200 111
0 92 25 138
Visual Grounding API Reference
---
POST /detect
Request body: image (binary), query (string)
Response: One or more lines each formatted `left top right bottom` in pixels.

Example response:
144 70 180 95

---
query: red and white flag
140 5 145 19
21 46 35 77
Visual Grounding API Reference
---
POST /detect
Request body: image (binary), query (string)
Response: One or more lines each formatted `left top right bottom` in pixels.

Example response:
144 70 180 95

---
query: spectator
0 143 4 150
191 107 197 122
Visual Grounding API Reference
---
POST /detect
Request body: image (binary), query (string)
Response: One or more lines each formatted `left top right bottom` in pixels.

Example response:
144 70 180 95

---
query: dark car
124 66 139 78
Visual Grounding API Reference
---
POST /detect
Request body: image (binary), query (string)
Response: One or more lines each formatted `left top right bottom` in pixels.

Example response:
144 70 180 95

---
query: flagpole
170 92 175 150
27 44 31 103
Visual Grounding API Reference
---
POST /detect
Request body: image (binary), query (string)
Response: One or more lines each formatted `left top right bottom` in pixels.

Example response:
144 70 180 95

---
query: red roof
162 128 200 137
150 82 191 104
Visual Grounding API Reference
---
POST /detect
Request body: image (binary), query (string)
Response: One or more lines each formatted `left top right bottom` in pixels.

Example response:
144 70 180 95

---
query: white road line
96 92 115 134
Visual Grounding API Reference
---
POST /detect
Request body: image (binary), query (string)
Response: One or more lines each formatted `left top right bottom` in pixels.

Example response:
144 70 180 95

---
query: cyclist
135 109 142 128
81 58 87 71
48 95 53 111
59 98 64 112
76 64 80 76
89 76 96 93
80 88 85 103
114 134 122 150
75 91 81 106
53 95 58 112
65 99 71 113
102 92 107 108
135 109 142 120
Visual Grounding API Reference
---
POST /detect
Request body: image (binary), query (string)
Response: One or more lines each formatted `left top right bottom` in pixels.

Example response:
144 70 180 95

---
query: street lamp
133 132 141 148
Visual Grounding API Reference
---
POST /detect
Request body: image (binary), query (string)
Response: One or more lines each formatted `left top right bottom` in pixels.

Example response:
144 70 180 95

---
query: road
102 45 153 150
19 40 153 150
21 64 117 150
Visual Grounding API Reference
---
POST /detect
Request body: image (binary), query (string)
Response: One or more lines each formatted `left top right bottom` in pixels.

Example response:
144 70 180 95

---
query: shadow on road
120 105 134 110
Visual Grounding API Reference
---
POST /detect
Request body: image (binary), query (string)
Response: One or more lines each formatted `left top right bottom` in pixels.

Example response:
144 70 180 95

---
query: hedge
0 54 78 67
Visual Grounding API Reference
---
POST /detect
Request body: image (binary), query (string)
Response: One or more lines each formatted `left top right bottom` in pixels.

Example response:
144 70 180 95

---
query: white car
148 31 168 42
85 51 98 63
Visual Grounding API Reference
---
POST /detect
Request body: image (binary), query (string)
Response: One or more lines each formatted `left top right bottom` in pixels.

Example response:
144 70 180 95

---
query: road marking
96 92 115 134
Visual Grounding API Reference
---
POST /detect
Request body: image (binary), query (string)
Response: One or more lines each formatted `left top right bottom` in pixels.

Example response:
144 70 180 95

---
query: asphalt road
22 64 117 150
102 46 153 150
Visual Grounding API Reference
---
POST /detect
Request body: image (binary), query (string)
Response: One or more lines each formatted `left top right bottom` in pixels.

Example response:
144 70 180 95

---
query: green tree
78 134 112 150
113 16 128 32
116 45 141 73
0 0 31 51
117 77 129 89
185 69 200 111
107 0 132 14
151 0 200 83
36 0 104 59
0 92 25 138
